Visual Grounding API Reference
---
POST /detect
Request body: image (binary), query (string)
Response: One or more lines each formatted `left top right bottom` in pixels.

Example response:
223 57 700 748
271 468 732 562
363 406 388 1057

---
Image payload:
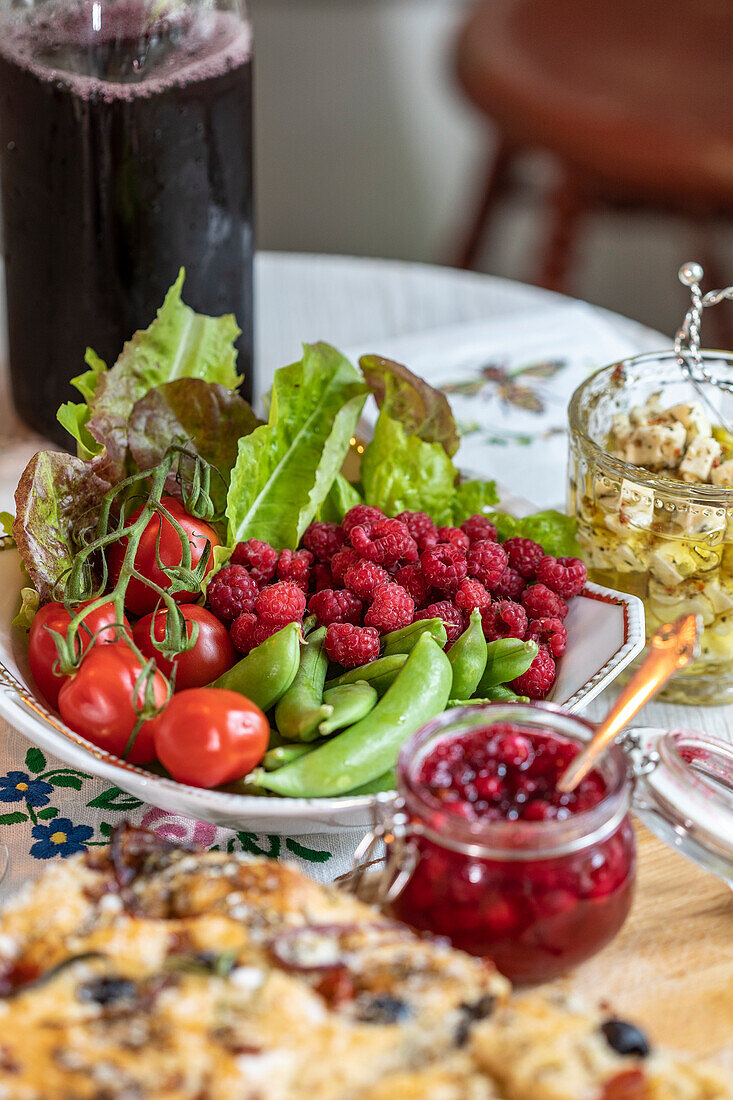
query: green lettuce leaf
361 412 457 522
489 509 581 557
319 474 363 524
359 355 459 457
128 379 260 514
450 479 499 525
13 451 110 599
12 587 40 630
86 270 242 478
226 343 368 549
56 349 108 459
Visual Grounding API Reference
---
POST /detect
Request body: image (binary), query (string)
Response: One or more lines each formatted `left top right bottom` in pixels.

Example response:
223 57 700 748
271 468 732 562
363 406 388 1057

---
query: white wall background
249 0 733 339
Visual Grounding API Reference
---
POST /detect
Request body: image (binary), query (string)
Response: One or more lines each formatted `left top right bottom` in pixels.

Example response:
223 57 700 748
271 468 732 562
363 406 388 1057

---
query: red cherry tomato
57 642 168 764
132 604 236 691
151 688 268 788
107 496 220 617
28 600 129 708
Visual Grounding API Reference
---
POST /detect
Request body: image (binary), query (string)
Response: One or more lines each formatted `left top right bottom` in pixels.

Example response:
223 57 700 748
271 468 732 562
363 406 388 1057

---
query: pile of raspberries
205 505 587 699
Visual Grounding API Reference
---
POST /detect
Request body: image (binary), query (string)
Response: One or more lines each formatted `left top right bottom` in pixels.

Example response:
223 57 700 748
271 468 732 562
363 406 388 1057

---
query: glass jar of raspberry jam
390 703 636 984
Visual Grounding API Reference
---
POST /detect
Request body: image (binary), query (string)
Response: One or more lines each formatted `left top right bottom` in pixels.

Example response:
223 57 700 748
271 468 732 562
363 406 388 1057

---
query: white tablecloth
0 252 724 899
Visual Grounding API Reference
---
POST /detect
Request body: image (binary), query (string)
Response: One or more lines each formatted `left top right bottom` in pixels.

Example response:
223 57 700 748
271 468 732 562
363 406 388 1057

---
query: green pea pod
381 618 447 657
319 681 378 736
449 688 530 706
476 637 538 694
302 614 318 636
325 653 407 697
254 634 453 798
274 627 332 742
347 769 395 795
210 621 301 711
447 609 487 698
263 743 315 771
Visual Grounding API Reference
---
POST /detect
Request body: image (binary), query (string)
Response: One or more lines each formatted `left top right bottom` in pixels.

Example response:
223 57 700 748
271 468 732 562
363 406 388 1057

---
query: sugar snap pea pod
274 627 333 742
381 618 447 657
302 614 318 636
319 681 378 736
325 652 407 696
263 743 315 771
210 621 301 711
475 637 538 694
347 769 395 795
448 609 487 698
449 689 530 706
254 634 453 798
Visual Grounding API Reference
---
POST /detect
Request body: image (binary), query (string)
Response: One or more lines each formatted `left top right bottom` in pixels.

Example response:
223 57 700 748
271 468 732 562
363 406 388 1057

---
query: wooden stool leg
536 175 587 294
454 136 518 271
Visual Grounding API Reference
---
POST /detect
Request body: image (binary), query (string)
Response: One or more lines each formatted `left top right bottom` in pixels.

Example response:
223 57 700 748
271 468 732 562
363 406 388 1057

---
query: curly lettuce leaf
319 474 363 524
489 509 581 557
85 271 242 478
56 349 108 459
128 379 260 514
361 412 457 523
13 451 110 600
359 355 459 457
12 587 40 630
227 343 368 549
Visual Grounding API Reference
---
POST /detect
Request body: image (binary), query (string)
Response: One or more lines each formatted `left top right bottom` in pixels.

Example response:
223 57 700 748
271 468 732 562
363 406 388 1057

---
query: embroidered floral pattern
29 818 94 860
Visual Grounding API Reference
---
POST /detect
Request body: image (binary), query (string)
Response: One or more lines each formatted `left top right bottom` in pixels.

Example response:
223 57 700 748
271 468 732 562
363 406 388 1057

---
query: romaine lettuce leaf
227 343 368 549
13 451 110 599
359 355 459 457
85 271 242 478
128 379 260 514
361 412 457 522
319 473 363 524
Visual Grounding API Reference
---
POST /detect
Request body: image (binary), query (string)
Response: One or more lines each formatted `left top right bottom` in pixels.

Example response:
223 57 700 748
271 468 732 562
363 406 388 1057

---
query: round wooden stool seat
456 0 733 209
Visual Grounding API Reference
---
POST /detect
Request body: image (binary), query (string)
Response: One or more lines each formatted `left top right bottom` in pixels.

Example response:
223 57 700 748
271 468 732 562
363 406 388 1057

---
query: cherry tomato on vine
107 496 220 617
57 642 168 764
132 605 236 691
151 688 268 788
28 600 130 708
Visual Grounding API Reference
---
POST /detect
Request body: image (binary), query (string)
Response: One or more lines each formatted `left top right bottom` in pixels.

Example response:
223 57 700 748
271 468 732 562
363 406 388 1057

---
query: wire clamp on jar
676 261 733 429
337 794 419 904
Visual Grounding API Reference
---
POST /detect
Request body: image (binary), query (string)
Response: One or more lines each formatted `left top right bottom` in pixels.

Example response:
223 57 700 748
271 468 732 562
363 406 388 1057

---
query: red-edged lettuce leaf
13 451 110 600
128 379 260 513
359 355 459 457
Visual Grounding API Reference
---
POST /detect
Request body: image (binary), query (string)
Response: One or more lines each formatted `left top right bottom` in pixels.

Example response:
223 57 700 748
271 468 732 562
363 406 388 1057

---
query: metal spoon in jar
557 614 701 794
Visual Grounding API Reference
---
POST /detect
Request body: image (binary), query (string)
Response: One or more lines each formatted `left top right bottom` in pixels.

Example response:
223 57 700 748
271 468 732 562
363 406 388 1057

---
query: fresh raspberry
511 646 557 700
350 518 416 567
415 601 465 645
395 511 439 551
308 588 363 626
330 547 361 586
230 538 279 585
342 505 384 537
437 526 470 552
493 567 525 601
302 521 345 562
535 555 587 599
420 544 468 591
343 560 390 600
230 613 283 655
364 584 415 633
527 617 568 658
312 563 335 591
276 548 313 592
461 514 498 543
207 564 257 622
466 540 508 589
480 600 528 641
255 581 306 625
503 537 545 580
455 577 492 613
325 623 380 667
522 583 569 621
394 563 432 608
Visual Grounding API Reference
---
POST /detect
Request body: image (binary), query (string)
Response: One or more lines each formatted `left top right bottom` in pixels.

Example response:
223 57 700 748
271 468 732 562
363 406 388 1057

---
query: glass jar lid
629 727 733 886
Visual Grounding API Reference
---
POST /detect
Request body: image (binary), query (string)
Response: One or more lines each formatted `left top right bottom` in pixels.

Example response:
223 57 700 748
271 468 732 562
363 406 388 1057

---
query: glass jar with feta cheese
568 351 733 704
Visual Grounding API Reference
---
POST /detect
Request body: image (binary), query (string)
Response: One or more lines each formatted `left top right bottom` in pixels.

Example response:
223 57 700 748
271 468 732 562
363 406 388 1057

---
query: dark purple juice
0 0 253 443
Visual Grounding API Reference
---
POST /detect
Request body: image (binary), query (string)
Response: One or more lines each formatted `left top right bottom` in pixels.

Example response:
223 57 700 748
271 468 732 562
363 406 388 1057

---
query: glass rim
568 349 733 505
397 702 632 862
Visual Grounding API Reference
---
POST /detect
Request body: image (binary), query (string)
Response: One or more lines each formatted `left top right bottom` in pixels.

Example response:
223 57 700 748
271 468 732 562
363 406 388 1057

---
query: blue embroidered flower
29 818 94 860
0 771 52 807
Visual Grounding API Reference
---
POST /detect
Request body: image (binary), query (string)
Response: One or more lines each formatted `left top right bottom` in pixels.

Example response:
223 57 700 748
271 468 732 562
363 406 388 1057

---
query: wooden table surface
560 825 733 1073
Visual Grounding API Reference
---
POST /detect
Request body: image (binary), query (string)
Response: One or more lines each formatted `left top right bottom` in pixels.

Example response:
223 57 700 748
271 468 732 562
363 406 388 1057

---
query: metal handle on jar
335 794 419 905
557 614 701 794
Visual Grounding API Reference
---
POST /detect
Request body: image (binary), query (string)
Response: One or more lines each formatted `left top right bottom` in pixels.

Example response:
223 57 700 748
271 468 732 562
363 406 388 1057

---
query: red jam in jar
393 704 636 984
